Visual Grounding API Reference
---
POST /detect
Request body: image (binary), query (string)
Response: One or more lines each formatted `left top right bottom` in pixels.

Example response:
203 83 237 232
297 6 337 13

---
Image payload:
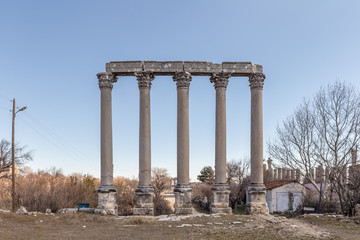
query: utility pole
11 98 15 212
11 98 27 212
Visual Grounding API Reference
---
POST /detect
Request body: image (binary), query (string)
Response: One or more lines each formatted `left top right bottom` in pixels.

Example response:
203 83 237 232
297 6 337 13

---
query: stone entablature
106 61 263 76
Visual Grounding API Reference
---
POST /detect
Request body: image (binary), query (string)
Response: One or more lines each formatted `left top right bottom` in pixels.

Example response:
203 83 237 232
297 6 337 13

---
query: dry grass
123 216 156 225
1 212 358 240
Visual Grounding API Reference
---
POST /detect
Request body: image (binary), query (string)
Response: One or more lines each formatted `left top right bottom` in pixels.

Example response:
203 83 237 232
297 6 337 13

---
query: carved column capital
249 73 265 89
173 71 192 88
97 72 117 89
210 73 230 89
135 72 154 88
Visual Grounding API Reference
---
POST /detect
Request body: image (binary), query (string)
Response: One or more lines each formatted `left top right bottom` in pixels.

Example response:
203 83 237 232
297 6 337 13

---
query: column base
210 184 232 214
174 185 193 215
95 186 118 215
246 184 269 215
133 186 154 216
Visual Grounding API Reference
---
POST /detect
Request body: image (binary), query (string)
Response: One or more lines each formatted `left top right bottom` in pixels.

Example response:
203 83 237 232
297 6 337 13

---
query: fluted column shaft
249 73 265 185
173 72 192 186
98 72 117 189
136 72 154 187
211 73 230 184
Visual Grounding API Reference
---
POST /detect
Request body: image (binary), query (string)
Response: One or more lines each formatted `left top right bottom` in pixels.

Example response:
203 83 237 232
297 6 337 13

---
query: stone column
133 72 155 215
209 73 232 214
246 73 269 214
173 71 193 214
95 72 118 215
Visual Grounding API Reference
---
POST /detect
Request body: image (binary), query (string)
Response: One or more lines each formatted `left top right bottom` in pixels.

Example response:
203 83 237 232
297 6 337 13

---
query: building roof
265 179 298 190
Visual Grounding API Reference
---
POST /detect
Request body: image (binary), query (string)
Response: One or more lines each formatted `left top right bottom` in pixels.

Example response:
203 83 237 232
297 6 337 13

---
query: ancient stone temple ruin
95 61 269 215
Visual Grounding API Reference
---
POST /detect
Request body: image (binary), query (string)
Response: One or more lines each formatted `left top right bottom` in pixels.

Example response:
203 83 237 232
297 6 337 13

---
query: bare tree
0 139 32 179
313 82 360 214
268 82 360 214
226 158 250 209
151 168 170 198
151 167 172 215
268 101 321 192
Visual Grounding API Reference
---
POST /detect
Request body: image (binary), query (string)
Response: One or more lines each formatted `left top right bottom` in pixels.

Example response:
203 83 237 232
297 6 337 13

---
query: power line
17 116 99 172
22 112 99 166
0 93 11 102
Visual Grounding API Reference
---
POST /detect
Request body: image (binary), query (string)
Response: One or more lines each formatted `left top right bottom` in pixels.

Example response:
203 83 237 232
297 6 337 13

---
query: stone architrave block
222 62 253 76
107 61 143 75
252 64 263 73
184 61 221 75
144 61 183 75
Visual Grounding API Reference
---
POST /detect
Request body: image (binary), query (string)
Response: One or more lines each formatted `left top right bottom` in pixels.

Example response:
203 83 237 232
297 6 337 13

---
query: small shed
265 179 306 213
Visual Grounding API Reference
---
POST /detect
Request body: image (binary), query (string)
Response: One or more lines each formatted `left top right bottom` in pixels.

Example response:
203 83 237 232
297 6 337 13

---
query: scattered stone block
16 206 27 214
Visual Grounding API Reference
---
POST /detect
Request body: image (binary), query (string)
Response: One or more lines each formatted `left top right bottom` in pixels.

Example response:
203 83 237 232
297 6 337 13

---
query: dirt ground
1 212 360 240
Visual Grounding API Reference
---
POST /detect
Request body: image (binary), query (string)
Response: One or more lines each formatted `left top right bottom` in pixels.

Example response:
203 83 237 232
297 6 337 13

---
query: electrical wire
17 116 99 173
22 111 99 166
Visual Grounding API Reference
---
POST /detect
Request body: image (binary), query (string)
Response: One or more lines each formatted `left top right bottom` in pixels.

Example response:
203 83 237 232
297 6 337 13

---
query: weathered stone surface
96 191 118 216
210 184 232 214
58 208 77 214
16 206 27 214
246 184 269 214
79 208 95 213
144 61 183 74
133 186 154 216
104 61 263 76
107 61 143 75
174 185 193 215
184 61 221 75
222 62 252 76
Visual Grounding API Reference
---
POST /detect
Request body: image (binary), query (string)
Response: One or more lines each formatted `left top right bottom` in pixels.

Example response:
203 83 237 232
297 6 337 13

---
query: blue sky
1 0 360 181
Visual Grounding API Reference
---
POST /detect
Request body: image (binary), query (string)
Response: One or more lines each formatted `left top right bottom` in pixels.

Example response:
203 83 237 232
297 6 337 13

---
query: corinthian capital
97 72 117 89
249 73 265 89
210 73 230 89
135 72 154 88
173 71 192 88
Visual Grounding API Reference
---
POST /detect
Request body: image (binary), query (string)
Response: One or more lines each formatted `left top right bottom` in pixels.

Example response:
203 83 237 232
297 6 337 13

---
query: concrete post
173 71 193 214
282 168 288 180
278 168 283 180
133 72 155 215
273 168 278 180
246 73 269 214
291 169 295 180
209 73 232 214
296 168 301 182
95 72 118 215
352 148 357 166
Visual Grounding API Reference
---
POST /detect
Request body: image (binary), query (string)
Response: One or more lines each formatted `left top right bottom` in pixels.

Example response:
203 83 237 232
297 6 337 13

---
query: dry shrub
192 183 212 210
0 168 163 216
16 168 99 212
114 177 138 215
0 178 11 209
153 196 172 216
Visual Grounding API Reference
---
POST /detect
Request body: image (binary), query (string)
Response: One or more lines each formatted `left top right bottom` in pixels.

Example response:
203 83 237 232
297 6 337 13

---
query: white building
265 180 306 213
